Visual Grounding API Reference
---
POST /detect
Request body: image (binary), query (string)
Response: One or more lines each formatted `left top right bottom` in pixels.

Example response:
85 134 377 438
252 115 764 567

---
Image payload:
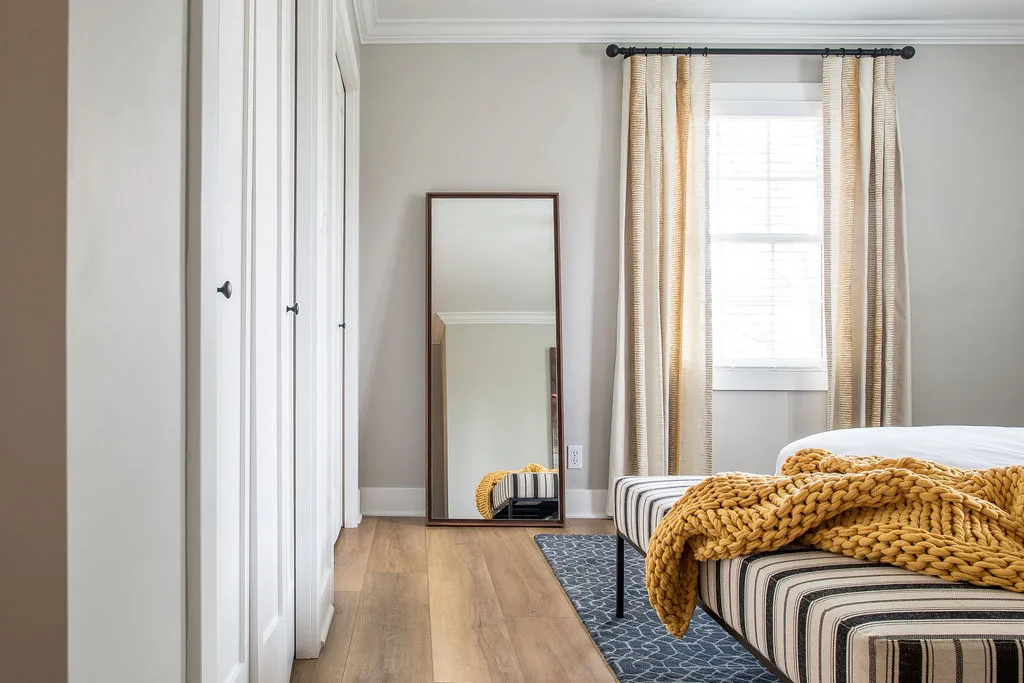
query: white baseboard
359 487 609 519
564 489 610 519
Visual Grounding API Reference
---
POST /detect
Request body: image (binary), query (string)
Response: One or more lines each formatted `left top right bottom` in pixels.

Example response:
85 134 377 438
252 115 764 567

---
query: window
710 84 826 391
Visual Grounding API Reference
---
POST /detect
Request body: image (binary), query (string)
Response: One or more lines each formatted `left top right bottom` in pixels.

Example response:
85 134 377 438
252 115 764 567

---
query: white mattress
776 425 1024 473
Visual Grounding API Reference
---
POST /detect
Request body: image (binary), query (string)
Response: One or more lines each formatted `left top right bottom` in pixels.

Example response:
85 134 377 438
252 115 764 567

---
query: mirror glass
427 194 563 524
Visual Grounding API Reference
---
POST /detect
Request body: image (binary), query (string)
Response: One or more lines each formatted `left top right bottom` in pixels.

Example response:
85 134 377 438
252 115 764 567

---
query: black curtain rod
605 44 916 60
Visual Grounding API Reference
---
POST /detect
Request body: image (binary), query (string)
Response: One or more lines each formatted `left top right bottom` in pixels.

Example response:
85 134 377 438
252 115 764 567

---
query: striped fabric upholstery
614 475 706 552
491 471 559 512
698 546 1024 683
614 475 1024 682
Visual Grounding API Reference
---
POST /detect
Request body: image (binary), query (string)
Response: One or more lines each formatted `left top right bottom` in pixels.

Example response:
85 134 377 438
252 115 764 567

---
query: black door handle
216 281 232 299
285 302 299 315
338 322 346 329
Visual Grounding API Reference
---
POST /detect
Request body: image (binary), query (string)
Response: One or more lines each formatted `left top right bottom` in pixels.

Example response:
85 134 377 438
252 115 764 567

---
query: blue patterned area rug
535 534 778 682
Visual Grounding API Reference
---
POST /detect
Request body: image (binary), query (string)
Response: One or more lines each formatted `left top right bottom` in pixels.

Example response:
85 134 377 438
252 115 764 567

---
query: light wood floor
290 517 618 683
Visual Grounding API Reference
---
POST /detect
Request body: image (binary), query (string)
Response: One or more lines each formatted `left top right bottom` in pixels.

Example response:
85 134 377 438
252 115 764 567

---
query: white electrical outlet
567 445 583 469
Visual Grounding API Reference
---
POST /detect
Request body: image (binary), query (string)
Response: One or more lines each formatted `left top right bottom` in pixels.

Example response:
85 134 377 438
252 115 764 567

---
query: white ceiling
355 0 1024 44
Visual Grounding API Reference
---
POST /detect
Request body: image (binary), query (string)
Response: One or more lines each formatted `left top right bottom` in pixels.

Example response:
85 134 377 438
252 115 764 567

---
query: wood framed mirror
425 193 565 526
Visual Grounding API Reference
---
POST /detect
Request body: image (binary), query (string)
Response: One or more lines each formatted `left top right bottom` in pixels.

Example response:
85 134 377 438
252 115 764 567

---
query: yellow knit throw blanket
475 463 556 519
647 449 1024 637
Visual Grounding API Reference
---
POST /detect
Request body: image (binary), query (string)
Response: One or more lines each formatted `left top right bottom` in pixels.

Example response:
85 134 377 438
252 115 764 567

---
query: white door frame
335 0 361 533
294 0 360 660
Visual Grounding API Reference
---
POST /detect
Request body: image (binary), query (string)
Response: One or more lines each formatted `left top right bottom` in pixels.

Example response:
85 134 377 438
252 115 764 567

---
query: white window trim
710 81 826 393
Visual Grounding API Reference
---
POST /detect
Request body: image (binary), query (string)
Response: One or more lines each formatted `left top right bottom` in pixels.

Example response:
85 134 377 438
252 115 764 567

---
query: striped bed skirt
614 475 1024 683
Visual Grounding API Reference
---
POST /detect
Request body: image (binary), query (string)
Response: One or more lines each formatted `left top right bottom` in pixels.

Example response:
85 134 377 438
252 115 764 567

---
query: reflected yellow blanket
476 463 557 519
646 449 1024 637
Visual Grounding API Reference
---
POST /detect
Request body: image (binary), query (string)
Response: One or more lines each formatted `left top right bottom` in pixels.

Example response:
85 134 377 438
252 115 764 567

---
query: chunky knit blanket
475 463 556 519
646 449 1024 637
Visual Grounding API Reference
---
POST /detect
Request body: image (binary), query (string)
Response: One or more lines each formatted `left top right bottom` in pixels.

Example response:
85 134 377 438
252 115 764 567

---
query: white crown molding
354 3 1024 46
353 0 376 44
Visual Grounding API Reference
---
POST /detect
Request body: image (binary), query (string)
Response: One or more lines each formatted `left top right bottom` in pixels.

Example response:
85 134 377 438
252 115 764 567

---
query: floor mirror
425 193 565 526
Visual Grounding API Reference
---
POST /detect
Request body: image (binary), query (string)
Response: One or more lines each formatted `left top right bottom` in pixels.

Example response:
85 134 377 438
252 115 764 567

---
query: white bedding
775 425 1024 473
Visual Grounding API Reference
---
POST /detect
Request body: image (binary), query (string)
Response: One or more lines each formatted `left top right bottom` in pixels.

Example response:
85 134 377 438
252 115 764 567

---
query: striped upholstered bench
613 473 1024 683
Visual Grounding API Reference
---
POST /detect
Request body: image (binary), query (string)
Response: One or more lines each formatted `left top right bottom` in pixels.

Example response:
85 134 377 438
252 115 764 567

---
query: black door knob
216 281 232 299
285 302 299 315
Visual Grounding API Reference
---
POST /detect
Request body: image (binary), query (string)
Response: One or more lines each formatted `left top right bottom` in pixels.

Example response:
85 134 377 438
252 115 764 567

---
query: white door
330 59 346 540
248 0 296 680
294 0 337 654
194 0 253 681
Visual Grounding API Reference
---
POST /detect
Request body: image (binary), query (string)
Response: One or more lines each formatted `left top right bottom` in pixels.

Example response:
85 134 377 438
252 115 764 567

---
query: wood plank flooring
290 518 617 683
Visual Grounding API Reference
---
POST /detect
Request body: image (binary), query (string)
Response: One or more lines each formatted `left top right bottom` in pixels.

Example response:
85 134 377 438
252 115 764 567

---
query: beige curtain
822 55 912 429
607 55 712 513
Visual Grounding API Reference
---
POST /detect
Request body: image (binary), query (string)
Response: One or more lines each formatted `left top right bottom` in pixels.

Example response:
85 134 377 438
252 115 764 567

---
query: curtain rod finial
901 45 916 59
606 44 620 58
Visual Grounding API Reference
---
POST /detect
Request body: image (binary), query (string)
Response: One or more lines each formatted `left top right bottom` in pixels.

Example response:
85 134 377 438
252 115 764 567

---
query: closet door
294 0 336 656
248 0 296 680
193 0 253 681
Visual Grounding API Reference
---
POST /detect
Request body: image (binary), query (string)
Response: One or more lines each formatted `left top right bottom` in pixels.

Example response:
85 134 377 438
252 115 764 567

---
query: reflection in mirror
427 194 563 524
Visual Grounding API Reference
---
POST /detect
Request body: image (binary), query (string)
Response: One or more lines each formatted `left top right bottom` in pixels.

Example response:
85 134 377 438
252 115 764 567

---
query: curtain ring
657 47 663 55
703 47 709 57
840 48 847 57
822 47 830 58
856 48 864 58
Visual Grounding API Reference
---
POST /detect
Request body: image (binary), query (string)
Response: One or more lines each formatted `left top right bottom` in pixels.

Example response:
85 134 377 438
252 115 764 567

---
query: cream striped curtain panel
608 55 713 513
822 55 912 429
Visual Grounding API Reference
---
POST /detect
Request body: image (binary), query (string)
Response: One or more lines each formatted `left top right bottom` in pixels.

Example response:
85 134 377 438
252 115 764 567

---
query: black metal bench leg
615 533 625 618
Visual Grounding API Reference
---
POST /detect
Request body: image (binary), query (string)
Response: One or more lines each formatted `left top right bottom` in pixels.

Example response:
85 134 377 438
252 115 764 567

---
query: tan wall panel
0 2 69 682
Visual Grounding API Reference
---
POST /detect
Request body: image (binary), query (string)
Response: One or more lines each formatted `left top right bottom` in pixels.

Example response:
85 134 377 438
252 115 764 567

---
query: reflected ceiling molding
432 311 556 343
431 313 445 344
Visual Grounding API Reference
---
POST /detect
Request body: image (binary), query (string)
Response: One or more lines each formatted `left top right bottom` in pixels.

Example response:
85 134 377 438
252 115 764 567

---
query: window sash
709 97 825 385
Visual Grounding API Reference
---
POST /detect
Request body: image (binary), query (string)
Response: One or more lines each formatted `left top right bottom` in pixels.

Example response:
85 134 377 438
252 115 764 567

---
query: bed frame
615 532 794 683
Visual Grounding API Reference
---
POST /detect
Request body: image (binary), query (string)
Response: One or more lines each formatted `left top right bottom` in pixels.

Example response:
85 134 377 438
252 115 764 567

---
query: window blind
710 114 825 371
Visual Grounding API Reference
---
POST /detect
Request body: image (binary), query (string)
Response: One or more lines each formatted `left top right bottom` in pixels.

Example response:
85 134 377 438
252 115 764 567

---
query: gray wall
897 46 1024 426
361 44 620 491
66 0 188 679
359 44 1024 493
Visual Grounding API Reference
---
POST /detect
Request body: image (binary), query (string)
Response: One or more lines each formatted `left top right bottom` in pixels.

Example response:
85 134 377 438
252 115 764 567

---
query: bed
613 426 1024 683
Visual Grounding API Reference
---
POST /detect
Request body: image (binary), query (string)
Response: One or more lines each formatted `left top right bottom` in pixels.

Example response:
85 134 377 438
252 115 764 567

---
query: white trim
711 82 821 103
334 0 360 90
564 490 611 519
354 6 1024 45
361 488 426 517
713 367 827 392
353 0 376 43
712 82 822 117
359 487 610 519
334 0 362 533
